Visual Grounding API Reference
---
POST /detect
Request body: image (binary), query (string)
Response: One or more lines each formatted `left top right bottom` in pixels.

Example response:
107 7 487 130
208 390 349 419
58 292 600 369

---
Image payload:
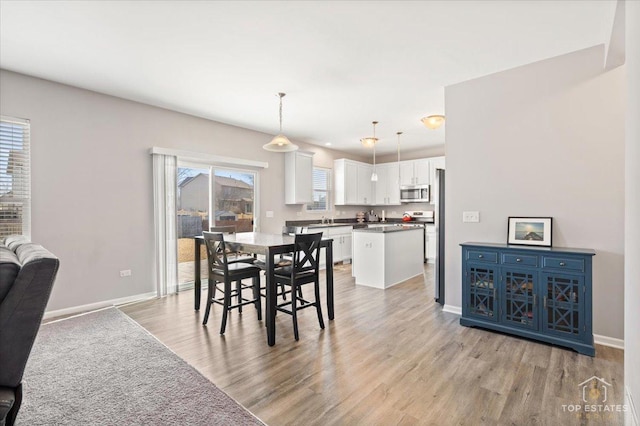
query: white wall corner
605 0 626 70
442 304 462 316
627 386 639 426
43 292 157 320
593 333 624 350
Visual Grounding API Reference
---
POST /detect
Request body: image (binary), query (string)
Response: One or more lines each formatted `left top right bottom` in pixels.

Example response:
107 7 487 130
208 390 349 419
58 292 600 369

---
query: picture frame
507 217 553 247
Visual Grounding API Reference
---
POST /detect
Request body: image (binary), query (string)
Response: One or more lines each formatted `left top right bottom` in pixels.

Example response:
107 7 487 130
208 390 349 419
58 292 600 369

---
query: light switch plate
463 211 480 223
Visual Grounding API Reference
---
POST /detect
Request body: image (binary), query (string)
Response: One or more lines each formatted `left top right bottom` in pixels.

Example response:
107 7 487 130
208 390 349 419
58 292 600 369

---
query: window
0 117 30 238
307 167 331 212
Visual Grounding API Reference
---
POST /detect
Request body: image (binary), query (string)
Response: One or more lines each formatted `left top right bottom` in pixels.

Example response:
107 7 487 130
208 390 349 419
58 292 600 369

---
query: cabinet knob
559 262 566 266
478 254 484 258
516 258 522 262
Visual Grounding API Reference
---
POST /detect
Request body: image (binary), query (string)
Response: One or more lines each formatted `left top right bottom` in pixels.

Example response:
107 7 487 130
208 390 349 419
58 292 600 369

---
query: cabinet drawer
502 253 538 267
467 250 498 263
542 256 584 272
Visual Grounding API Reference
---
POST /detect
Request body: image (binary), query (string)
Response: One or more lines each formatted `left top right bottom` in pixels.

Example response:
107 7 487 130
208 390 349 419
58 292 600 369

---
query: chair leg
291 281 299 341
237 280 243 313
202 278 214 325
314 278 325 329
253 276 262 321
220 280 231 334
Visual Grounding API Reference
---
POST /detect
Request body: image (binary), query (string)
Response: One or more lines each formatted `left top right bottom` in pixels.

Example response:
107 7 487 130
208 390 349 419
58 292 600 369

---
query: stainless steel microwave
400 184 430 203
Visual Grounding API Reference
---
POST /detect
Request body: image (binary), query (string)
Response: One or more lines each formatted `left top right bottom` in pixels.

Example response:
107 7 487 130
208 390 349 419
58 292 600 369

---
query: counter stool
273 232 324 340
202 231 262 334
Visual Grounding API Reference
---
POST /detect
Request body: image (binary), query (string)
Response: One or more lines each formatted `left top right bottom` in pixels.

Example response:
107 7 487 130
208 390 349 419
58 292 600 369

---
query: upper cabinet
285 151 314 204
374 163 400 205
399 159 431 186
335 156 443 206
335 159 373 205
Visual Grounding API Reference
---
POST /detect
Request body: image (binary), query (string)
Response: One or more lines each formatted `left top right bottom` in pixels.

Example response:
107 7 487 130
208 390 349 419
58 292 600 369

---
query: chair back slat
203 231 228 275
210 225 236 234
293 232 323 275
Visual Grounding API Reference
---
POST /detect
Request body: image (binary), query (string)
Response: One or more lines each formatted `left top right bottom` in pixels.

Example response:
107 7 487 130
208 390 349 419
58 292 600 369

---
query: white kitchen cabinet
356 163 373 204
426 225 436 263
284 150 314 204
374 163 400 205
329 226 353 263
305 225 353 266
399 159 431 186
334 159 373 205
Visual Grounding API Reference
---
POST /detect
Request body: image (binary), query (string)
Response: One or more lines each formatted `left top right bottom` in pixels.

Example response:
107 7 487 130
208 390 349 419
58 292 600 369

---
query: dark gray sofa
0 235 59 426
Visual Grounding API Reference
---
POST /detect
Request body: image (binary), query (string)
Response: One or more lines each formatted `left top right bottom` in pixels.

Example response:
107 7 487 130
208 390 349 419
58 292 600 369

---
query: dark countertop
353 225 425 233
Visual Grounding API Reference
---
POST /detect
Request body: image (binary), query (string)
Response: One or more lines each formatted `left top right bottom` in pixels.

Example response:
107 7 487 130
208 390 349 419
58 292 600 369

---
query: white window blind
0 116 31 238
307 167 331 212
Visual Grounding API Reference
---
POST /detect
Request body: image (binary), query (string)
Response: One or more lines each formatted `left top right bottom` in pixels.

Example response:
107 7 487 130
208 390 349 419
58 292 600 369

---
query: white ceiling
0 1 617 155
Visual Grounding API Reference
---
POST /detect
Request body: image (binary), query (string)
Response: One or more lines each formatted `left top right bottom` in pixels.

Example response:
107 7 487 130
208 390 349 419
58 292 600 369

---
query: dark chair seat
202 231 261 334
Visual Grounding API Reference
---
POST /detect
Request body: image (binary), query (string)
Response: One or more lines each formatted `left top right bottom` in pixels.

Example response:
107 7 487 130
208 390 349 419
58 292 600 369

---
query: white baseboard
627 386 639 426
443 304 462 315
43 291 157 320
593 333 625 350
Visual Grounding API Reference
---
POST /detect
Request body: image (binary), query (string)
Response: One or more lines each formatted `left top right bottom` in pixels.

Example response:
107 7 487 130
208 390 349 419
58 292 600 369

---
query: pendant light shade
421 114 445 130
263 93 298 152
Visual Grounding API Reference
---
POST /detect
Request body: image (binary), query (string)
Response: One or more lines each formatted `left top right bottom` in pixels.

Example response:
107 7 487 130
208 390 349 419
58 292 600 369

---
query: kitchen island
352 225 424 289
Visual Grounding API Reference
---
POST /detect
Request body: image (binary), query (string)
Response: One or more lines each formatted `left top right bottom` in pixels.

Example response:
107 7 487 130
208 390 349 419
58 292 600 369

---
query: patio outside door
176 163 256 289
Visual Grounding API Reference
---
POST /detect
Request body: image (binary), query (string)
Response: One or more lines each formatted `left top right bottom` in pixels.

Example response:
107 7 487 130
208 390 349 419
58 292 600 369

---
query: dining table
193 232 334 346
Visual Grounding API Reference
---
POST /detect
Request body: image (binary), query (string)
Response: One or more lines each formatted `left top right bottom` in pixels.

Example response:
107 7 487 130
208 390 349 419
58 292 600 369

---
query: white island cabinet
352 226 424 289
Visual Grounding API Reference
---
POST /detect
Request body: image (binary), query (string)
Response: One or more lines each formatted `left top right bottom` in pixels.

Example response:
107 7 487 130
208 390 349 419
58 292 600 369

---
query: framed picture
507 217 552 247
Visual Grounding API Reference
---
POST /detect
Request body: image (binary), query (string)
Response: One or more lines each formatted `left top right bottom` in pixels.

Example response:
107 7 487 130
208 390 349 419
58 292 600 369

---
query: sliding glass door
176 163 256 288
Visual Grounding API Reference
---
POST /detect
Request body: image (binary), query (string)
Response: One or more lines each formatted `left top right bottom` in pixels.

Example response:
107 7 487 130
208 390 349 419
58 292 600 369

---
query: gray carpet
17 308 264 425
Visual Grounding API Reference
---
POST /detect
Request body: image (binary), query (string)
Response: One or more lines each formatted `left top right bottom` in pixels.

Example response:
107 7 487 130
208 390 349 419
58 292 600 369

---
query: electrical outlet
296 211 302 216
266 211 274 218
463 211 480 223
120 269 132 277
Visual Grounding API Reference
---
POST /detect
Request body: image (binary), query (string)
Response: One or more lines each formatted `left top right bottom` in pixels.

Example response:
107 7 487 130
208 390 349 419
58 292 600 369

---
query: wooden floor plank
119 263 623 425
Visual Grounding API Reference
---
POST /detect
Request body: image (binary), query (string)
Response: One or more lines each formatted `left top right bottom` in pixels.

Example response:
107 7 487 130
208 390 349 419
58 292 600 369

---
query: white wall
444 45 625 340
0 70 369 312
625 1 639 423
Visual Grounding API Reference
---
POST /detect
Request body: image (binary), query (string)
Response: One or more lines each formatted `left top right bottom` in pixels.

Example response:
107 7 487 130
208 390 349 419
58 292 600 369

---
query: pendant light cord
278 93 285 133
397 132 403 183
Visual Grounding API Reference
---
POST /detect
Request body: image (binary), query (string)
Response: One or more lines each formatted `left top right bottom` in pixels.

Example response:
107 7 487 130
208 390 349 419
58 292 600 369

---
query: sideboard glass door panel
502 269 538 330
542 273 583 338
466 265 498 321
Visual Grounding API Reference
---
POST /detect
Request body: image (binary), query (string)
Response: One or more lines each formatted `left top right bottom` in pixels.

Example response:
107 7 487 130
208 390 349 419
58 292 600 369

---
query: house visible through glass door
176 164 256 289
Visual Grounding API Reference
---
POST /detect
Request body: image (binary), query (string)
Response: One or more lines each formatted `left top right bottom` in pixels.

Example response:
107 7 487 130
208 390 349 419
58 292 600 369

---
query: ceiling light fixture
421 114 445 130
263 92 298 152
360 120 379 148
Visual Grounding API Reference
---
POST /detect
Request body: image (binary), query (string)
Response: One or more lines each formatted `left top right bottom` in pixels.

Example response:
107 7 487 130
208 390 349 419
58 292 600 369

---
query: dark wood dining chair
202 231 262 334
273 232 324 341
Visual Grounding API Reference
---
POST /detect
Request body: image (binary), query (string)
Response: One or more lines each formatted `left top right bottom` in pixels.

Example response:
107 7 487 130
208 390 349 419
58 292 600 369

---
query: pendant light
421 114 445 130
263 92 299 152
360 121 379 181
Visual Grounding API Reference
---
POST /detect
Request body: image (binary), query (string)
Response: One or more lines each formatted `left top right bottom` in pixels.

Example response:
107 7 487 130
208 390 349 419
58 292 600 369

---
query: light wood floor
120 264 624 426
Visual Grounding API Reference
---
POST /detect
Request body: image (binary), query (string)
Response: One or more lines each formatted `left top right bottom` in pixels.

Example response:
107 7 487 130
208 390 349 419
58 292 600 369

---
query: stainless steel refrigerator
434 168 445 305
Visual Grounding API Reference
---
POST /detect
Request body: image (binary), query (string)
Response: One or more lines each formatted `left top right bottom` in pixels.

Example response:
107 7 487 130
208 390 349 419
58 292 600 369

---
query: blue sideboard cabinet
460 242 596 356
